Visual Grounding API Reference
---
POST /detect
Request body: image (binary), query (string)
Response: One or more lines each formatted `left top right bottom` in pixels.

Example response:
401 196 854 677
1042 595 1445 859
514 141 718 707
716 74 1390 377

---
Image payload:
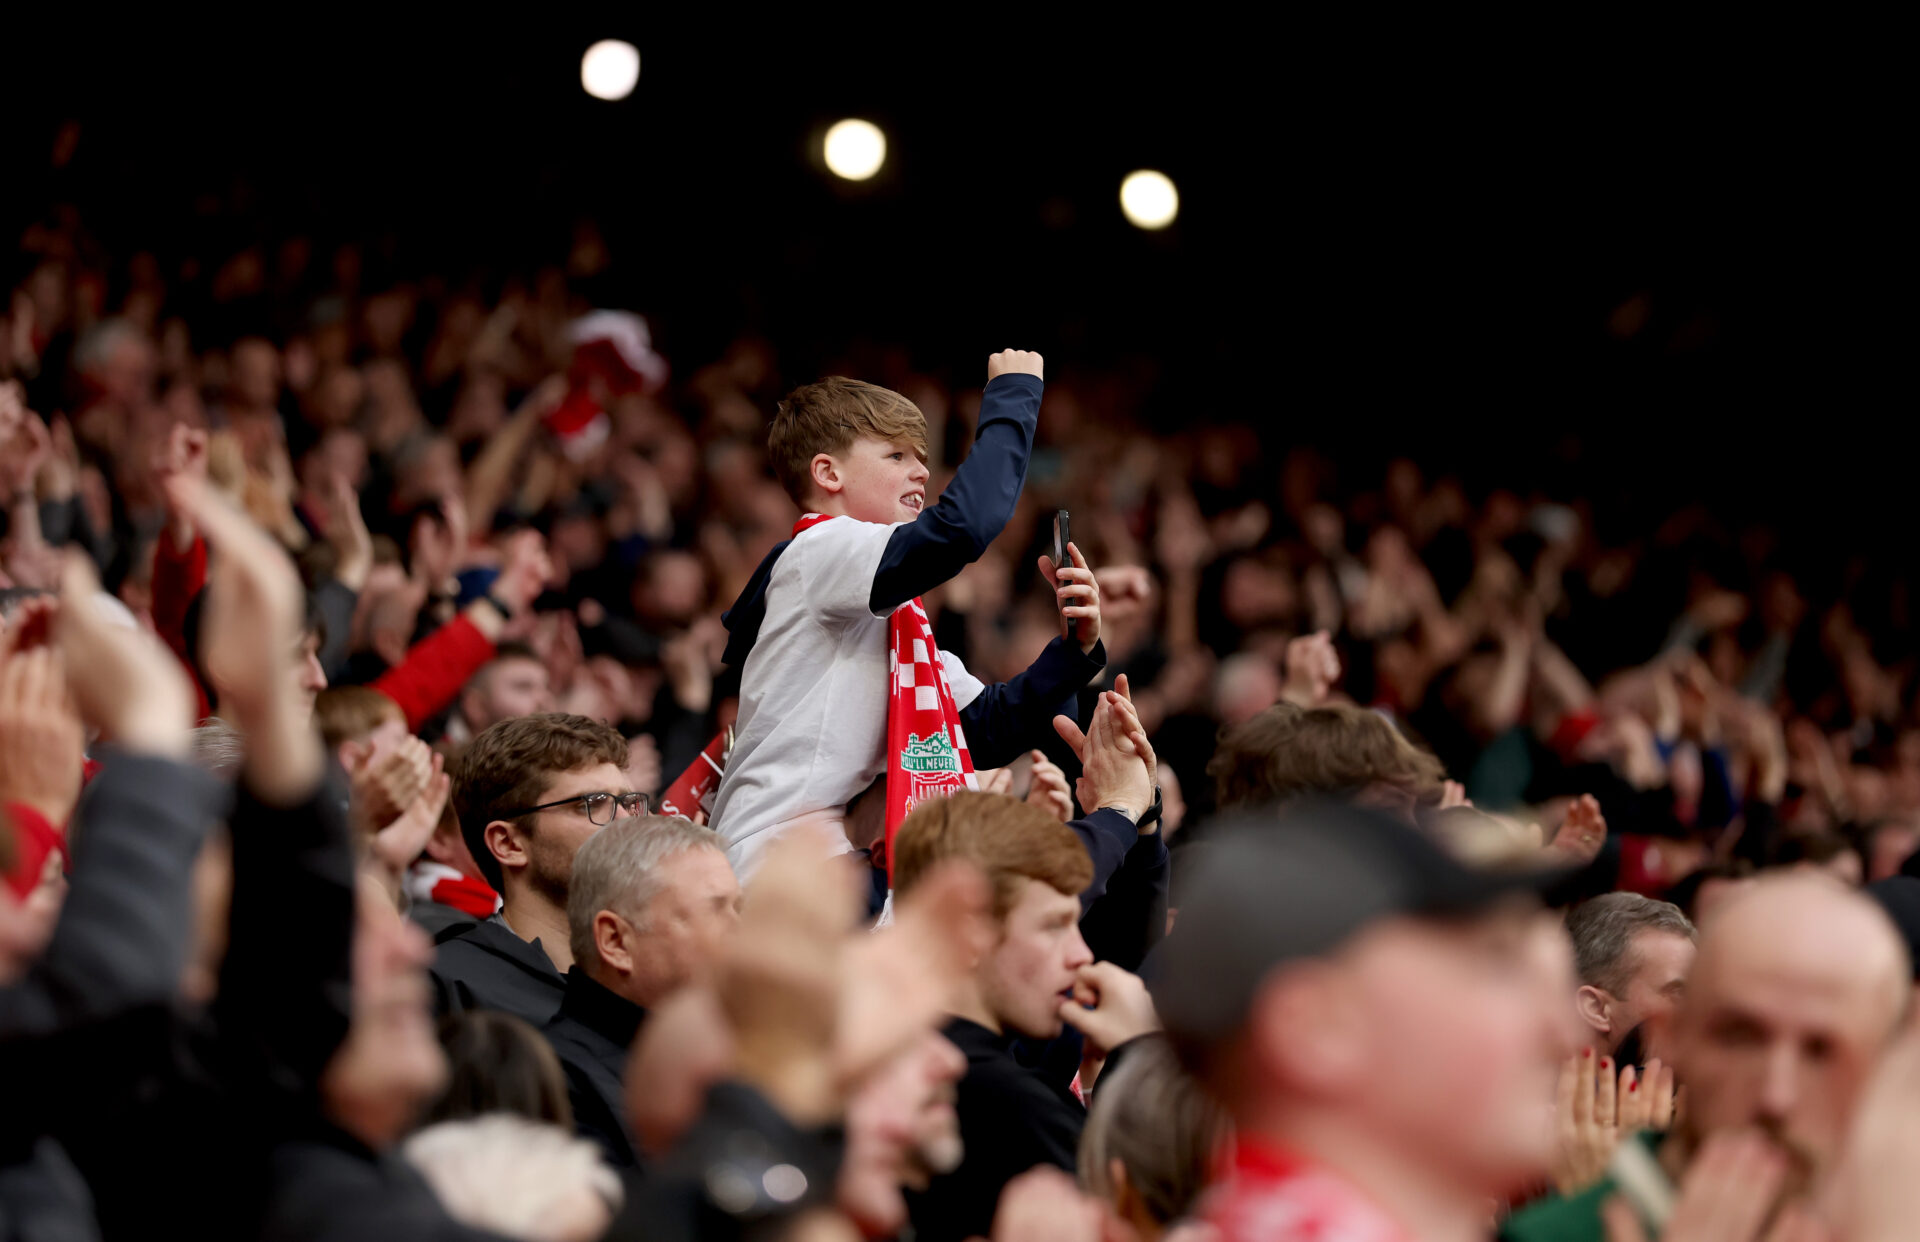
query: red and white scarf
794 512 977 877
405 861 502 918
1203 1139 1415 1242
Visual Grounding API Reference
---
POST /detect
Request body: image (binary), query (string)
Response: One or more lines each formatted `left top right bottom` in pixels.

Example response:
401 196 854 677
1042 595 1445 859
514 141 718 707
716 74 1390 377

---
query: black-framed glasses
501 791 648 826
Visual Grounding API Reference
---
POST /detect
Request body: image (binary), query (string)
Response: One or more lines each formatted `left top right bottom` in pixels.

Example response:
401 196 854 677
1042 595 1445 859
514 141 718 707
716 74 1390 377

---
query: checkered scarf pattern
794 513 977 876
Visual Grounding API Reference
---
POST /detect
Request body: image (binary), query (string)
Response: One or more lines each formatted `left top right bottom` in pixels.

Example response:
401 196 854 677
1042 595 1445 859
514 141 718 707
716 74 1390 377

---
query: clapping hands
1546 794 1609 868
1054 674 1156 827
1554 1049 1678 1195
348 731 450 873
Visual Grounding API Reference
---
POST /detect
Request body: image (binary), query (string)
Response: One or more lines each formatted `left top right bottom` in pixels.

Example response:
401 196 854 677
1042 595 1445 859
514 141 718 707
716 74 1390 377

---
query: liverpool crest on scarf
662 513 979 876
798 513 978 876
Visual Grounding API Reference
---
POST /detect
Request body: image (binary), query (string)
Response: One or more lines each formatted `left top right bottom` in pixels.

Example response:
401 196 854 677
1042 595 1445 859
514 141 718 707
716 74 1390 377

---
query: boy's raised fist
986 349 1043 381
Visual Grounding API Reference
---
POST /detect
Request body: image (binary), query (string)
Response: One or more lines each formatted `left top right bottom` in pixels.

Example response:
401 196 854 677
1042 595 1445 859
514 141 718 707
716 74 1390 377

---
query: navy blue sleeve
1069 808 1141 917
958 637 1106 771
1078 830 1170 972
868 373 1041 614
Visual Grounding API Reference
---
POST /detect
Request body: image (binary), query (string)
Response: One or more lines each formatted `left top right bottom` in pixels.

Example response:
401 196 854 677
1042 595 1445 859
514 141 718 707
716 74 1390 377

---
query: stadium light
824 119 887 181
581 40 640 101
1120 170 1179 230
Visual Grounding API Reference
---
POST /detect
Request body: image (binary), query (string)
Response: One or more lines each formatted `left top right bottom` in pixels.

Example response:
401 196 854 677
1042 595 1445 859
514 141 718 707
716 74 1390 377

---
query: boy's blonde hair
768 377 929 506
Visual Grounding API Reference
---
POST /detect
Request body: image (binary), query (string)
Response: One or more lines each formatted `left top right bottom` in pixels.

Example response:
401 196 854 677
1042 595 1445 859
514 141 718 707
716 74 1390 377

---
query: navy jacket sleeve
1069 808 1141 917
958 636 1107 771
868 373 1041 614
1077 830 1170 973
0 751 223 1037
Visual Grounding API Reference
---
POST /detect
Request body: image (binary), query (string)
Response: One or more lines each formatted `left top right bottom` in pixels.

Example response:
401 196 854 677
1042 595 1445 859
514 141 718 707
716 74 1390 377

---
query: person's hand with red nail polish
1554 1050 1678 1195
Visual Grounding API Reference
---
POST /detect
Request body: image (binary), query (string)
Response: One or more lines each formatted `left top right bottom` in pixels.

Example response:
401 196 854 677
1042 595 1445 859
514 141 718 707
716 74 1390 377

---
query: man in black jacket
893 720 1164 1242
545 817 744 1167
433 712 638 1026
543 814 740 1167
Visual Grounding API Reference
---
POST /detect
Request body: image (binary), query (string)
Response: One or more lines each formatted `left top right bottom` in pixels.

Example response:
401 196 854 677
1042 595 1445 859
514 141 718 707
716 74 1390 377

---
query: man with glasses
431 713 638 1025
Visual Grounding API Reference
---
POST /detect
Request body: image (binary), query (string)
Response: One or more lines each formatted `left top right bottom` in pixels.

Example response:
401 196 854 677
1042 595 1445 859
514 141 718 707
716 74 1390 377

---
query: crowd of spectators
9 201 1920 1242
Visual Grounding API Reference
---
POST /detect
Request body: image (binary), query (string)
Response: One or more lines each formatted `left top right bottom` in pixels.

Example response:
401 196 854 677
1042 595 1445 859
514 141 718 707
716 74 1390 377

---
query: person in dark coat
893 788 1164 1239
432 713 638 1026
0 577 219 1242
4 481 372 1240
431 912 570 1027
542 814 741 1167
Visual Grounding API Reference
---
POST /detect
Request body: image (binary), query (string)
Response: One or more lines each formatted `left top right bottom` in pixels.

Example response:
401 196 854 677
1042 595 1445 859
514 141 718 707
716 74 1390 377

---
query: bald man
1505 873 1912 1240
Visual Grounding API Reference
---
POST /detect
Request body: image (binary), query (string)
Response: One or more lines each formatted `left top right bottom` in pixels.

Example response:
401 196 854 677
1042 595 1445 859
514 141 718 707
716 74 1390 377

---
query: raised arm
371 532 551 730
167 475 358 1096
311 472 372 680
0 563 208 1037
1077 828 1170 974
464 377 565 538
148 426 213 681
868 353 1043 614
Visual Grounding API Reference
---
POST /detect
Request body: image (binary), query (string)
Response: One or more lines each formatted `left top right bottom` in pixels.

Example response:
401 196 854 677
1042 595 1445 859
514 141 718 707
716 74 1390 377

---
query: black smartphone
1052 509 1074 642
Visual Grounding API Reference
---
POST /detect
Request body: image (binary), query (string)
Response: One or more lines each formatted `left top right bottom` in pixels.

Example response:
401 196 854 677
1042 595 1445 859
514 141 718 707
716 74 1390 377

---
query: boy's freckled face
833 435 930 525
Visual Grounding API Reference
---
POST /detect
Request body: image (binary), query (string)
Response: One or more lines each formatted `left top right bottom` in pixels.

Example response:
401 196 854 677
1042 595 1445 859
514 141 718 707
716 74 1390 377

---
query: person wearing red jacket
368 531 551 730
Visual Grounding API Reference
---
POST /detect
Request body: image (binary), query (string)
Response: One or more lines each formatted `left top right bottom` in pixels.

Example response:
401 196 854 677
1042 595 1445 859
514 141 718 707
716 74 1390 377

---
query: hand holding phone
1041 511 1102 653
1052 510 1074 643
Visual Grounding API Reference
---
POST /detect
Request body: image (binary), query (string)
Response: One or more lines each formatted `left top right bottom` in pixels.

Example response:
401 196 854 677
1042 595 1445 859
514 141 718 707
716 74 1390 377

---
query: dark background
5 19 1907 551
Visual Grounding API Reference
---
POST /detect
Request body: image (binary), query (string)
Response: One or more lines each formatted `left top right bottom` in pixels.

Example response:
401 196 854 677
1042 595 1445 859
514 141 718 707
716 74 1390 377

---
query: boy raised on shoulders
712 349 1105 879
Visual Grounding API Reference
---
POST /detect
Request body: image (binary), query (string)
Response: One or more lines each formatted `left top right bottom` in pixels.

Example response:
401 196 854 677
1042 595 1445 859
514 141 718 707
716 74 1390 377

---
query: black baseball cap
1156 799 1571 1046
